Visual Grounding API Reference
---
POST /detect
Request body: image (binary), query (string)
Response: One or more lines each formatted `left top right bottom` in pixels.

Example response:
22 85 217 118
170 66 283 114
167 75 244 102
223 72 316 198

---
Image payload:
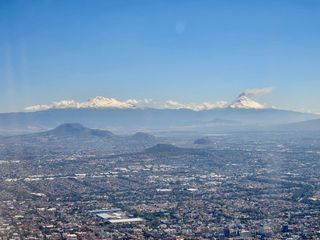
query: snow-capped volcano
81 96 138 109
25 96 138 111
25 95 266 112
228 95 265 109
24 88 272 112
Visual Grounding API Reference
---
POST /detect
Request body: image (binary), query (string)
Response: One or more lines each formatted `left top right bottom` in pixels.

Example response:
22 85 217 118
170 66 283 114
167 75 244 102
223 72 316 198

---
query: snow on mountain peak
228 95 265 109
24 88 272 112
25 97 138 111
82 96 138 109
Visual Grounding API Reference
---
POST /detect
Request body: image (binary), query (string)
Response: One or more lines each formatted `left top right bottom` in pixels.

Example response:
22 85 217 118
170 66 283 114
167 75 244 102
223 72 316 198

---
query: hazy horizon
1 0 320 113
1 2 320 239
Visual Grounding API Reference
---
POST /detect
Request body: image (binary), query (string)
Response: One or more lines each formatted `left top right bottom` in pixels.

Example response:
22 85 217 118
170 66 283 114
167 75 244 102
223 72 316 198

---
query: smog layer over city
1 1 320 239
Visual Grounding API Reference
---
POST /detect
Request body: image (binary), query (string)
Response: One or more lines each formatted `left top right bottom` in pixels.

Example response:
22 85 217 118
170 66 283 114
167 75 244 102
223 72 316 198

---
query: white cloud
24 87 274 112
52 100 80 109
165 100 228 111
25 97 228 112
239 87 273 99
25 96 139 112
81 96 138 109
25 104 51 112
143 98 153 104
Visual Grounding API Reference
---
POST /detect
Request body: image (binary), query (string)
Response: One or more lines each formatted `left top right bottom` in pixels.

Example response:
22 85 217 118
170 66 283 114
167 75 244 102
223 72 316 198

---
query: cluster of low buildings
0 132 319 239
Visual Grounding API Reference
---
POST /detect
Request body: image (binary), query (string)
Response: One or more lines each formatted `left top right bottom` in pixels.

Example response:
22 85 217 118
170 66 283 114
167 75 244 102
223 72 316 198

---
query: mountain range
276 118 320 132
0 107 318 134
23 89 273 112
0 123 159 158
0 107 319 134
0 94 319 133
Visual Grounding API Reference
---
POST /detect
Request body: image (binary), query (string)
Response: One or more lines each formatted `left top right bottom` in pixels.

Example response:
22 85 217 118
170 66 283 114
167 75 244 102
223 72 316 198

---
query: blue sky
1 0 320 113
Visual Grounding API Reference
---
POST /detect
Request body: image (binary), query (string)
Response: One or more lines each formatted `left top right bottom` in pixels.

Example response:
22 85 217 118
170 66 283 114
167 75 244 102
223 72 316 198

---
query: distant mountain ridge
0 107 318 134
0 123 159 157
47 123 114 137
276 118 320 131
194 137 212 145
130 132 156 142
